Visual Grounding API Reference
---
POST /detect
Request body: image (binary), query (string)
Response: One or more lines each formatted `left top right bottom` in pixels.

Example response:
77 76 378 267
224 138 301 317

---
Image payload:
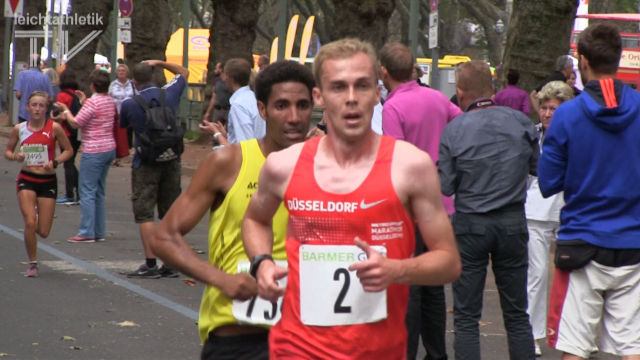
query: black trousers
451 205 534 360
62 136 81 199
406 227 448 360
201 332 269 360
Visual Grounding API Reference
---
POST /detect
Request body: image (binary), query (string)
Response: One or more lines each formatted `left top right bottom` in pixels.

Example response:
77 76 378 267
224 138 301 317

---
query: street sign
4 0 24 17
118 29 132 43
118 18 131 29
429 11 438 49
119 0 133 17
430 0 439 12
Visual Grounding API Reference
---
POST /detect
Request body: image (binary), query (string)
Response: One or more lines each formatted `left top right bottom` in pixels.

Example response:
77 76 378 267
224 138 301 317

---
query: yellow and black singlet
197 139 288 343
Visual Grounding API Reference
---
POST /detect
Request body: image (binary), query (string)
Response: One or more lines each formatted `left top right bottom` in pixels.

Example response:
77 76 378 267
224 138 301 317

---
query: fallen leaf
479 320 491 327
53 241 61 244
62 336 75 341
70 346 82 350
195 250 205 254
20 262 28 265
116 321 139 327
53 215 57 218
0 353 9 357
17 229 24 232
98 256 104 259
446 308 454 313
32 343 38 346
183 279 197 287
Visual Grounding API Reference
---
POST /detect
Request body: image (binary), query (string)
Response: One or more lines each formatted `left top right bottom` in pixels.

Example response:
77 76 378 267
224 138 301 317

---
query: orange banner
270 37 279 63
285 15 300 60
299 16 315 65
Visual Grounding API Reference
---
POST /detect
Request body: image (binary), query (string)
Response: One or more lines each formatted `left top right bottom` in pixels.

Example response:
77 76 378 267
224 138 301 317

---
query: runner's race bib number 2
299 245 387 326
232 260 288 326
21 145 48 167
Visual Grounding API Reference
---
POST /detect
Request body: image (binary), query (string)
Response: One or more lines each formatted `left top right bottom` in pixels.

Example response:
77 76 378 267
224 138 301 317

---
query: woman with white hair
108 64 136 163
525 80 574 357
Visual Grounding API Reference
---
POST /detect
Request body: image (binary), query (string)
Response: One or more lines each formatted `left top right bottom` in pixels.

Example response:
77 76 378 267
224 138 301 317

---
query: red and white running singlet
271 136 415 359
18 120 56 167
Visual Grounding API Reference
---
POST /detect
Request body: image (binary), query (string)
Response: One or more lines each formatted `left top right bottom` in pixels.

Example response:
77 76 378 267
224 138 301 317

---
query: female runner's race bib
232 260 288 326
299 244 387 326
21 145 48 167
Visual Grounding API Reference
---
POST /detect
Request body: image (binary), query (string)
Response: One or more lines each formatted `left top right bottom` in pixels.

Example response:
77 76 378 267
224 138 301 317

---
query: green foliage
184 130 202 141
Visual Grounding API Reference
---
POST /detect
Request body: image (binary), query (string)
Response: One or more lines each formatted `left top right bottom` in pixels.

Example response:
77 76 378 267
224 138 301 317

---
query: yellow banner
299 16 315 65
270 37 279 63
285 15 300 60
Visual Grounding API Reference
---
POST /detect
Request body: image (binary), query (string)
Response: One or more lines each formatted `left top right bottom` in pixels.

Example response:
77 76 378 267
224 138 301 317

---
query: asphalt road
0 135 616 360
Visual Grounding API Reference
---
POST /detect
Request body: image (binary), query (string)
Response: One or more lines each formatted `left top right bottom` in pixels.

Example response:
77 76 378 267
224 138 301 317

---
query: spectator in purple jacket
494 69 530 116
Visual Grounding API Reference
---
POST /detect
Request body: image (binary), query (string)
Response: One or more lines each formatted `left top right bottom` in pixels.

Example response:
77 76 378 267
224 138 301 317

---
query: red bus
571 13 640 90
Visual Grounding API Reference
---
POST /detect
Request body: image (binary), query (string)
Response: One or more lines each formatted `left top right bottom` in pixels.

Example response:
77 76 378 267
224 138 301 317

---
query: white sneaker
534 343 542 357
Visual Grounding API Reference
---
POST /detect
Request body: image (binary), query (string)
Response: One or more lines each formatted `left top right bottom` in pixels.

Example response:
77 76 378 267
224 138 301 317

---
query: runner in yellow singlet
151 61 315 360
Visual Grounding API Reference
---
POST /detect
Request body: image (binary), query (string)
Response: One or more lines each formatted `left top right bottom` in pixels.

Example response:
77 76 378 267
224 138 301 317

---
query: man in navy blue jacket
538 23 640 360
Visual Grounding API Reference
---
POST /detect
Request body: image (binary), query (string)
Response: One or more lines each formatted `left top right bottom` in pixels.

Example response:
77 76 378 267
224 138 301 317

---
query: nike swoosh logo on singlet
360 199 387 209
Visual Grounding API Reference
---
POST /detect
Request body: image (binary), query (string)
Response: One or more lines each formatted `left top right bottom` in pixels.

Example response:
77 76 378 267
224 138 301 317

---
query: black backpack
60 89 82 138
132 89 184 164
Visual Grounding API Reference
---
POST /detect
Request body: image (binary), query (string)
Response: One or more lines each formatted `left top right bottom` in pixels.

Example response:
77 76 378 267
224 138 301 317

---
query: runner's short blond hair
313 38 378 88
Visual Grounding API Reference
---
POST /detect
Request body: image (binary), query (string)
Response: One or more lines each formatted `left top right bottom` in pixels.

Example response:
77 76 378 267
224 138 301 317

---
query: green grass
184 130 202 141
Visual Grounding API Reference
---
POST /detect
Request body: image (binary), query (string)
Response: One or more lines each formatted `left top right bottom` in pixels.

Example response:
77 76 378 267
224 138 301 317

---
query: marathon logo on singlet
287 198 359 213
371 221 404 241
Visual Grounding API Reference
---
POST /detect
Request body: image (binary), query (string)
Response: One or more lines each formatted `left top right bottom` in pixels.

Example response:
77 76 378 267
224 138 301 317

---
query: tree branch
317 0 335 19
190 0 207 28
292 0 312 17
459 0 501 28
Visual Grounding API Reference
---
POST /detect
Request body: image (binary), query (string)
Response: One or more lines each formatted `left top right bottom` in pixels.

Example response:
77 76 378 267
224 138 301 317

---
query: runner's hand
43 161 54 171
144 60 163 68
349 237 399 293
256 260 288 303
53 102 68 112
219 273 258 301
14 153 25 162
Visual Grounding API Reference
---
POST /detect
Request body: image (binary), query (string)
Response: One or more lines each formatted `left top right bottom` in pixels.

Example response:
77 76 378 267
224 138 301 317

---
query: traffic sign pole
429 0 439 90
110 0 119 81
277 0 287 61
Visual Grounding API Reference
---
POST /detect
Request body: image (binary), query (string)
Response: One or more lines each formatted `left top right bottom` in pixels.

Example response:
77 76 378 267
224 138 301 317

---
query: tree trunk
330 0 396 51
203 0 259 109
502 0 577 93
125 0 173 87
65 0 111 92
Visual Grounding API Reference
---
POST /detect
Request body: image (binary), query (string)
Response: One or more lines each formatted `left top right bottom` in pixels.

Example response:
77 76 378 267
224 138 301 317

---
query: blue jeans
77 150 115 238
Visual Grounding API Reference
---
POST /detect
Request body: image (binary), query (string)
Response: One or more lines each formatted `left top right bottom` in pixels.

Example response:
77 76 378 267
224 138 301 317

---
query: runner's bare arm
152 146 256 300
350 146 460 291
4 125 23 161
397 145 461 285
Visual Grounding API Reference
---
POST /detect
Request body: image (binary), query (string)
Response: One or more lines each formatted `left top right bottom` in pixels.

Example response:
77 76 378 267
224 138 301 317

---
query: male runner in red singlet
242 39 462 359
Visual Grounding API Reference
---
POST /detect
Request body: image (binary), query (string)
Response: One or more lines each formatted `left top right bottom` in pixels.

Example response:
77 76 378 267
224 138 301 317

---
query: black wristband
249 254 274 279
52 160 59 168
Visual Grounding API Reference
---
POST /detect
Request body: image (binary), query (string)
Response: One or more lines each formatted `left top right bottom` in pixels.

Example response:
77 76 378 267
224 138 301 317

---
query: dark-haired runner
151 61 315 360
